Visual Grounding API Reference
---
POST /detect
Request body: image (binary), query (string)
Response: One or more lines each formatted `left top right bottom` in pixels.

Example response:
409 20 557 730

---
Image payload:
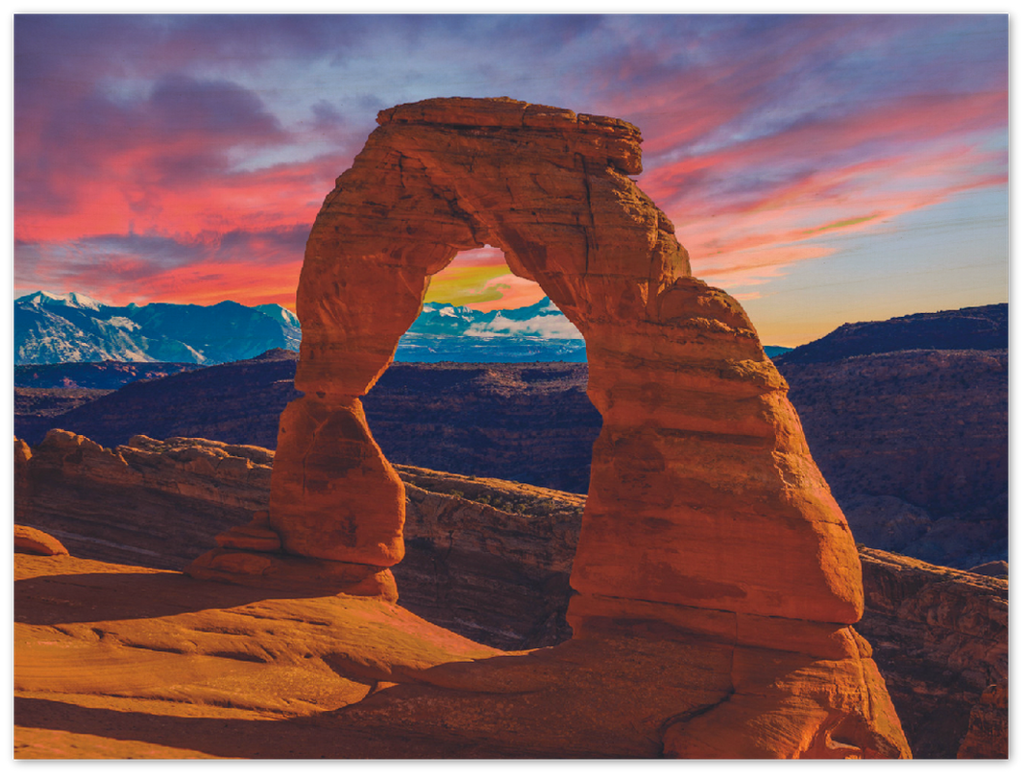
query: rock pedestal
186 97 908 757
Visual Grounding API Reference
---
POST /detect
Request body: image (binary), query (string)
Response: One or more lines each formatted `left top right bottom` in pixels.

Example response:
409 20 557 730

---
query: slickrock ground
17 546 908 759
14 432 1005 757
14 552 506 759
15 431 583 648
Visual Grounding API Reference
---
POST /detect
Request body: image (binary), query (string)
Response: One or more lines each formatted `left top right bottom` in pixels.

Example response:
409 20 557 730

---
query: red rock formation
186 96 903 757
14 525 68 556
17 431 272 570
270 96 862 619
958 683 1008 758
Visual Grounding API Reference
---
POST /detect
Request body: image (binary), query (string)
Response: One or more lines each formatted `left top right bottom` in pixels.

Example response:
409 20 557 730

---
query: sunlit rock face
261 97 907 758
273 96 681 568
277 96 860 619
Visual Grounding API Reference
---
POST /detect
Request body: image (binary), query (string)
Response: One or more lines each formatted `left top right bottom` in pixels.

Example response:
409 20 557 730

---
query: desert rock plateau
13 97 1003 759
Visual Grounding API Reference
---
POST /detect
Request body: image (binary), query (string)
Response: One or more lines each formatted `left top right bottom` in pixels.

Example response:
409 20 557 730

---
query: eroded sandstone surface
16 431 271 570
14 432 583 647
857 548 1008 758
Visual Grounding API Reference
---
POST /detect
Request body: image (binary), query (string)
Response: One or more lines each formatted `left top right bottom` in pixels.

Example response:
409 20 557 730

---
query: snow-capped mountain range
396 297 586 363
15 291 302 365
13 292 587 365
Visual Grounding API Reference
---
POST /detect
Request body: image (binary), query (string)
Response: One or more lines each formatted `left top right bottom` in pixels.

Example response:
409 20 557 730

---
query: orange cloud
465 274 548 312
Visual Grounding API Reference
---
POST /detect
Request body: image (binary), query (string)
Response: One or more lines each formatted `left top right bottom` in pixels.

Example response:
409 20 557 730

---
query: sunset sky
13 13 1008 345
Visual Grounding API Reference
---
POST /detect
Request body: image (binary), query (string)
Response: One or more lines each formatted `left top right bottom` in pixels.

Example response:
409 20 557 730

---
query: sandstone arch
183 97 908 757
269 96 863 626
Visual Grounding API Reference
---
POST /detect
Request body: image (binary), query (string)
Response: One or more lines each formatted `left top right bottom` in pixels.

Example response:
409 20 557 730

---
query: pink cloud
14 16 1007 315
627 89 1008 288
14 73 354 248
16 224 309 312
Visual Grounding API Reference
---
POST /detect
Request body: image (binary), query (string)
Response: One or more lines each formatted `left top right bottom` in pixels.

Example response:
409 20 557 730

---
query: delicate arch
266 97 864 634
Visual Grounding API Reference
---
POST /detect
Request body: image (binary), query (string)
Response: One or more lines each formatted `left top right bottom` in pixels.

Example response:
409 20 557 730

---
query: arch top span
296 96 689 398
376 96 644 176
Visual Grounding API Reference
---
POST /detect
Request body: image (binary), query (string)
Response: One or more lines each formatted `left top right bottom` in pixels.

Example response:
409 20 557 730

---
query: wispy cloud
466 313 583 340
635 89 1006 286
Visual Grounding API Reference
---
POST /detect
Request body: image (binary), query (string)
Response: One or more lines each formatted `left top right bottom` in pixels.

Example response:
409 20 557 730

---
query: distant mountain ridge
408 297 582 338
775 303 1007 365
14 292 593 366
772 301 1007 569
15 291 301 366
395 297 588 363
14 360 204 390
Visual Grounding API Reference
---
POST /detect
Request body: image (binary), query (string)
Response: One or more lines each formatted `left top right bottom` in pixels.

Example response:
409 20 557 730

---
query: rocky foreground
15 431 1006 758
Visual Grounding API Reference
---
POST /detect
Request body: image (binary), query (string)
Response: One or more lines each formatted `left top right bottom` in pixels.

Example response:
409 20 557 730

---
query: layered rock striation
857 548 1008 758
15 431 271 570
